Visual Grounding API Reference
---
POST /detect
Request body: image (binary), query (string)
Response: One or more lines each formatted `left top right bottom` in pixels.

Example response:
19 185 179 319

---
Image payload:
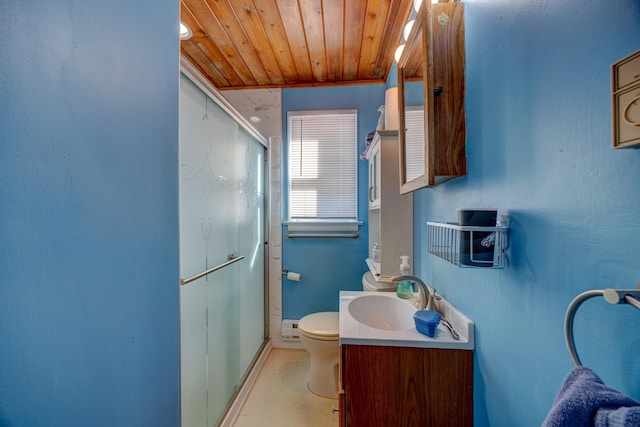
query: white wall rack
427 222 509 269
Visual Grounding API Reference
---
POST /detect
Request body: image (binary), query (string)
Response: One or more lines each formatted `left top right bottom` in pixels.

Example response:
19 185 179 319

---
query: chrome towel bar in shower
180 254 245 286
564 287 640 366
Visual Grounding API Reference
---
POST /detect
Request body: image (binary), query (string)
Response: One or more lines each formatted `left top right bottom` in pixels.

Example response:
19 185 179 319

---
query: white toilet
298 312 340 398
297 272 396 399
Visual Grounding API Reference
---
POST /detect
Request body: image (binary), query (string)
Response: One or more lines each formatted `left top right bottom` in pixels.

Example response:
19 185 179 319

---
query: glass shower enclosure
179 72 267 426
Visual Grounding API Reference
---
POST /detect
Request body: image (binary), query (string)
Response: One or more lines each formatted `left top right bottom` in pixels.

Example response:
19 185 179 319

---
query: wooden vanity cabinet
339 344 473 427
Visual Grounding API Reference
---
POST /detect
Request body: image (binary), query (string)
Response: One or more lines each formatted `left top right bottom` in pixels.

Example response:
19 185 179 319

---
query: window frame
286 109 359 230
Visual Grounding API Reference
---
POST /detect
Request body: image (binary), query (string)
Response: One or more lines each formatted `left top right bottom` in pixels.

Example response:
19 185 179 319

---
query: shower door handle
180 254 245 286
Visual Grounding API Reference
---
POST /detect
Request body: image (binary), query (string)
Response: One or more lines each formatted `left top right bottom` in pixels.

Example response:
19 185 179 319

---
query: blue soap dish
413 310 441 337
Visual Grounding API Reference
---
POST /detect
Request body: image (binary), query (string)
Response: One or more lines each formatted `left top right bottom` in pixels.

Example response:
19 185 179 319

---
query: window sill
284 220 362 232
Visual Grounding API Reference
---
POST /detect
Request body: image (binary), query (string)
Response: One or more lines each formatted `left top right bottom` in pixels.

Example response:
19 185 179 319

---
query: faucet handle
424 287 436 311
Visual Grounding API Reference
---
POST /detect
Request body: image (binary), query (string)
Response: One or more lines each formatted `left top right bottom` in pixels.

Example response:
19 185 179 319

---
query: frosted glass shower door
179 73 266 427
236 128 266 374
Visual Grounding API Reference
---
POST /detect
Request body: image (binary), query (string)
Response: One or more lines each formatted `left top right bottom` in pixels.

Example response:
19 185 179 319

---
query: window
287 110 357 222
404 106 425 182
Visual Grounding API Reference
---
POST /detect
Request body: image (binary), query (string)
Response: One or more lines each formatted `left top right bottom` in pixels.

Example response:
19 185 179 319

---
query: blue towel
595 407 640 427
542 366 640 427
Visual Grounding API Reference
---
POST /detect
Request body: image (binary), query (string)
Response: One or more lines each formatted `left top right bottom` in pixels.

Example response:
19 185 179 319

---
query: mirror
397 2 466 194
398 2 430 194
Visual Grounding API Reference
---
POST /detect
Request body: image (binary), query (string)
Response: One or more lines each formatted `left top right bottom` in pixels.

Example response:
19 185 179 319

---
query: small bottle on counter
371 242 381 263
396 255 414 299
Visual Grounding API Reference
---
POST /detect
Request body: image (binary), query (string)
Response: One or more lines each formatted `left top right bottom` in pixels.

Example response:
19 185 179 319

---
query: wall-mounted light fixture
403 20 415 41
394 45 405 63
395 0 441 63
180 22 192 40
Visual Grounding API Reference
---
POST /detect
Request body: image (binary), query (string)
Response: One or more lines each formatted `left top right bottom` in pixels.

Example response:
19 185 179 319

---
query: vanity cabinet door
341 344 473 427
339 344 346 427
338 391 345 427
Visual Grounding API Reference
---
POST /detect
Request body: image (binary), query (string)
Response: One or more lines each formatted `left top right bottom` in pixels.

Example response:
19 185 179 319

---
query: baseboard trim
272 339 304 350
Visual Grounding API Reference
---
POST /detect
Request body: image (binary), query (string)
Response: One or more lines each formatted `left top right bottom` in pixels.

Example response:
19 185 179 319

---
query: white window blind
288 110 357 221
405 107 425 182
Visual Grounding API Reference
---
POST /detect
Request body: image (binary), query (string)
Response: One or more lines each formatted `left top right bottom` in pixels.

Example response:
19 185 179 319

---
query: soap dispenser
396 255 413 299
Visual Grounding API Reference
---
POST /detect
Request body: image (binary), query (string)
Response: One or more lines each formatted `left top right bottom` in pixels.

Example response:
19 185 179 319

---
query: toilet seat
362 271 396 292
298 312 339 341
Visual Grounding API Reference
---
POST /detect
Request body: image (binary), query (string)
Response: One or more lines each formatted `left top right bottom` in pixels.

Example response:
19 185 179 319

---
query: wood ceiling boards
180 0 414 90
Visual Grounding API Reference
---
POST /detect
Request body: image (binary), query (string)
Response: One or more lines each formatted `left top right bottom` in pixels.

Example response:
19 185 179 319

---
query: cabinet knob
331 405 339 414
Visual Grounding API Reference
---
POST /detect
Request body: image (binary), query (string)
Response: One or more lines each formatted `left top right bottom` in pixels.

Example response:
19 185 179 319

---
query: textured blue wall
0 2 180 426
413 1 640 426
281 85 385 319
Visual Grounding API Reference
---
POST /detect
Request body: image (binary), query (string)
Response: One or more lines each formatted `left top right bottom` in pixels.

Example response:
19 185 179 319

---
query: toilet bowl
297 272 390 399
297 312 340 398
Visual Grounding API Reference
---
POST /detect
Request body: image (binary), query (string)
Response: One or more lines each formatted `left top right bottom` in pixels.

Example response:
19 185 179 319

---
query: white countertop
339 291 475 350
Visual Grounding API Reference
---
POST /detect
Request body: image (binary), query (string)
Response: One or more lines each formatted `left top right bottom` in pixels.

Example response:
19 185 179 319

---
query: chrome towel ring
564 288 640 366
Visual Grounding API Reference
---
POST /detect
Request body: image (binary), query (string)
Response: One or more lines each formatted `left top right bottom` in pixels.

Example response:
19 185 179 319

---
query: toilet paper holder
282 269 302 281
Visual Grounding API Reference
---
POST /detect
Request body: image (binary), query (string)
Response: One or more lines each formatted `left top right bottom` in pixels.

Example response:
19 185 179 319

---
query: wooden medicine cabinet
398 1 466 193
612 48 640 148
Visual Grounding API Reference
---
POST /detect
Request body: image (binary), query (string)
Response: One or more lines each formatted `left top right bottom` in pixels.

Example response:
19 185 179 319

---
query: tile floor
233 348 339 427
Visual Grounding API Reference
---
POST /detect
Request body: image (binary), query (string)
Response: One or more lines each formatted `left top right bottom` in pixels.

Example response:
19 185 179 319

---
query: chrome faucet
390 275 435 311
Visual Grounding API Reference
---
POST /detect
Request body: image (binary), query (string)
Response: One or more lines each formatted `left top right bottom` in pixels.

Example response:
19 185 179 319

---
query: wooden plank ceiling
180 0 414 90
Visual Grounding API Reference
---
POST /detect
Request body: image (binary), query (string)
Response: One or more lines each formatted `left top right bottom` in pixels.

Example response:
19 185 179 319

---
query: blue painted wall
280 1 640 425
281 85 385 319
414 1 640 426
0 2 180 426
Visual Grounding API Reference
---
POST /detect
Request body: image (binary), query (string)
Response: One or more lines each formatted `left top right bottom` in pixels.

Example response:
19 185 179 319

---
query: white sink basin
347 294 416 330
339 291 475 349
